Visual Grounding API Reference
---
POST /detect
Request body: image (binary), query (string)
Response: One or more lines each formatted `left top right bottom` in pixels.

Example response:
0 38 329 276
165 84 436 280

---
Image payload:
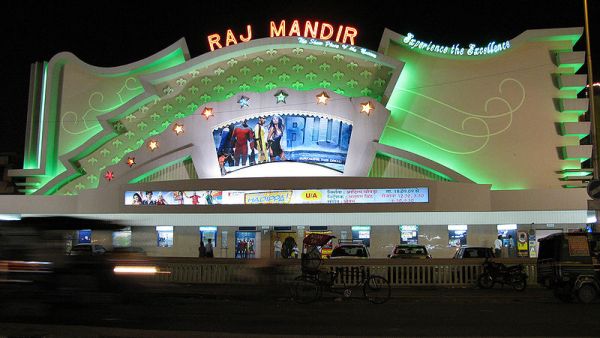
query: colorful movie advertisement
212 113 353 175
124 187 429 206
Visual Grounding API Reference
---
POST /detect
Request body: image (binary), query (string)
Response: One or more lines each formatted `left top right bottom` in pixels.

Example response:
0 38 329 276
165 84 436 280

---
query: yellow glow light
173 123 184 135
316 91 330 104
360 101 374 115
201 107 214 119
148 140 159 151
113 266 159 275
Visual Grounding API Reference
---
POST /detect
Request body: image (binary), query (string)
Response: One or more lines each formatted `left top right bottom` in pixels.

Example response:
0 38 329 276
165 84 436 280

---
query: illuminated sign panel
207 19 359 51
212 113 353 176
402 32 510 56
124 188 429 206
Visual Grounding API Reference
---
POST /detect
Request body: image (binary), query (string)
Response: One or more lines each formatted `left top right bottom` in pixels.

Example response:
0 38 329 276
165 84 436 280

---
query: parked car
453 246 495 259
69 244 107 256
330 243 369 258
537 232 600 303
388 244 432 259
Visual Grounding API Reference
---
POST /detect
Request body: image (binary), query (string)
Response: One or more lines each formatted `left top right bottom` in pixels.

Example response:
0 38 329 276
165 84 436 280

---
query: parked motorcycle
477 259 527 291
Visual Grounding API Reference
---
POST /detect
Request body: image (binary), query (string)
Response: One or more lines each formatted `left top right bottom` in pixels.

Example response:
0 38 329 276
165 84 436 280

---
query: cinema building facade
1 23 594 259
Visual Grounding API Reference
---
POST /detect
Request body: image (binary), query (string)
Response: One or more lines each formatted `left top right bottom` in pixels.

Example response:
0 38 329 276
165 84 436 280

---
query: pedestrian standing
198 240 206 258
273 236 282 259
494 235 502 258
508 235 515 257
206 238 214 258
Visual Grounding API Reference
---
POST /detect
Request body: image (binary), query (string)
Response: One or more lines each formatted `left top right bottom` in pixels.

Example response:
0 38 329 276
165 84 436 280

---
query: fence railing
147 258 537 287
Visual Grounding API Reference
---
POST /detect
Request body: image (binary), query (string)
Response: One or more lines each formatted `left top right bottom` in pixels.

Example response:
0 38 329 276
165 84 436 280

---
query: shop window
112 228 132 248
78 229 92 244
274 226 292 231
200 226 218 248
156 226 174 248
448 225 467 247
400 225 419 245
351 226 371 247
309 226 328 231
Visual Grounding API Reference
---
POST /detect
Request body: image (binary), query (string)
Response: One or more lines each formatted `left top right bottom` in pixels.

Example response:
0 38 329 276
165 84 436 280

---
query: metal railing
148 258 537 287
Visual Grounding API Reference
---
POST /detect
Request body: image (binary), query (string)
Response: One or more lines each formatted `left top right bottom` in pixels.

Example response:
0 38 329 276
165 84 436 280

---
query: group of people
198 238 214 258
273 236 300 259
217 115 286 176
494 235 516 257
131 191 167 205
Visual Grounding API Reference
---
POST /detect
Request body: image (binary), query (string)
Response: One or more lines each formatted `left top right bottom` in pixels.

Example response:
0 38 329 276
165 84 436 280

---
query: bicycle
290 234 391 304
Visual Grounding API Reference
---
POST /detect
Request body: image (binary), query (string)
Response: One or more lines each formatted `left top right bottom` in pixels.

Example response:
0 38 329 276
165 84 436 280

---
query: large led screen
212 113 352 176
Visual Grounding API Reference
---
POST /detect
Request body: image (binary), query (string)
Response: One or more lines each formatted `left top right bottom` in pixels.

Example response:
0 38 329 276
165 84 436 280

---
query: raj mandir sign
207 19 359 51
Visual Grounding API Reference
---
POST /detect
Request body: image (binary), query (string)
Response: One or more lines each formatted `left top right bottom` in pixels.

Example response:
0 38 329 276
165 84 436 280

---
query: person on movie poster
172 191 184 205
156 193 167 205
267 115 286 161
132 193 142 205
231 120 253 166
249 239 255 259
218 152 230 176
142 191 156 205
217 124 235 167
185 191 205 205
241 239 248 259
235 240 242 259
253 116 269 164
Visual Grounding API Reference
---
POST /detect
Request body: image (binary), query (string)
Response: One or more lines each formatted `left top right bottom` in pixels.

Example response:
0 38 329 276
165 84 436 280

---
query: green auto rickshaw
537 232 600 303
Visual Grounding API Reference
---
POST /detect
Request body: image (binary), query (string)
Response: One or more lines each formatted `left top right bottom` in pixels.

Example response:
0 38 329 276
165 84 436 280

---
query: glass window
200 226 218 247
112 229 132 248
400 225 419 245
448 225 467 247
351 226 371 247
156 226 174 248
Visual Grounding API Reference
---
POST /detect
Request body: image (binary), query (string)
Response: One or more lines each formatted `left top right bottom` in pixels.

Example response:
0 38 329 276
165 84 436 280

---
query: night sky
1 0 598 165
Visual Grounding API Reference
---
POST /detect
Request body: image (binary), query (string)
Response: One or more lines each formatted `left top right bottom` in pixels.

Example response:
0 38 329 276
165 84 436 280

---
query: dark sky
1 0 598 165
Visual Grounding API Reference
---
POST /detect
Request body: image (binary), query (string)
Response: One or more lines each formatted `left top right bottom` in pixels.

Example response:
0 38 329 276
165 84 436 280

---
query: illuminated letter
335 25 344 42
225 29 238 46
319 22 334 40
288 19 301 36
207 33 222 51
239 25 253 42
270 20 286 37
304 21 319 38
342 26 357 45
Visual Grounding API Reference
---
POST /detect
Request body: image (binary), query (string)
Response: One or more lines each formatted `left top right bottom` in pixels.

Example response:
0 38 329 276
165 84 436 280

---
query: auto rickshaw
537 232 600 303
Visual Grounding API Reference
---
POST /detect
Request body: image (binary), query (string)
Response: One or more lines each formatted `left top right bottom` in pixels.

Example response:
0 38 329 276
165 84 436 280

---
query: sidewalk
142 281 552 301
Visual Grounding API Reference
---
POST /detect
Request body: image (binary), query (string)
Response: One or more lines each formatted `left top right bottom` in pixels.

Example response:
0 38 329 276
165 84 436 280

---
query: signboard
207 19 358 51
125 188 429 206
401 32 510 56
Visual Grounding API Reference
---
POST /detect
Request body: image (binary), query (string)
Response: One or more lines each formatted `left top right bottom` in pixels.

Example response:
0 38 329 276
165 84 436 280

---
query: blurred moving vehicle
330 241 369 259
537 232 600 303
388 244 432 259
453 246 495 259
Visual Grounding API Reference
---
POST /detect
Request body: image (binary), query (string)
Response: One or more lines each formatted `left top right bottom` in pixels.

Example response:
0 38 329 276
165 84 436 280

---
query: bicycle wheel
292 276 320 304
363 275 391 304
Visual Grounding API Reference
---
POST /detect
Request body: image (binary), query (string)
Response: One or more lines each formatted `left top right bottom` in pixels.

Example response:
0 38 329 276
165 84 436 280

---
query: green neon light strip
36 62 48 169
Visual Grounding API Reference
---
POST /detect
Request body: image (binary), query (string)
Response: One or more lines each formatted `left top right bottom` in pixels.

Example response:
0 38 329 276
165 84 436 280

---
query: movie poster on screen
212 113 352 176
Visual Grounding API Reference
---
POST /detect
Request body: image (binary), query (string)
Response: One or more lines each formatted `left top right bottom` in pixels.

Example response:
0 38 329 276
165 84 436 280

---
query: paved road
1 285 599 337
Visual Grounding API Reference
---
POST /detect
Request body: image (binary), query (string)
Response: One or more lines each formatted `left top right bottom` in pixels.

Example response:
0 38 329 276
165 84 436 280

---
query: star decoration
173 123 185 135
126 157 136 167
274 90 288 104
316 91 330 104
201 107 214 120
104 171 115 181
360 101 374 115
237 95 250 108
148 140 159 151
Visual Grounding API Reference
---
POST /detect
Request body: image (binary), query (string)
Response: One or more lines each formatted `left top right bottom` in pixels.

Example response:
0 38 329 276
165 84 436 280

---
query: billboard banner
124 187 428 206
213 113 352 176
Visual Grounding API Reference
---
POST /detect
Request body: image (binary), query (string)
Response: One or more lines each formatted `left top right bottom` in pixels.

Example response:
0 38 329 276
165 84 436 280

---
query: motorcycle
477 259 527 291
